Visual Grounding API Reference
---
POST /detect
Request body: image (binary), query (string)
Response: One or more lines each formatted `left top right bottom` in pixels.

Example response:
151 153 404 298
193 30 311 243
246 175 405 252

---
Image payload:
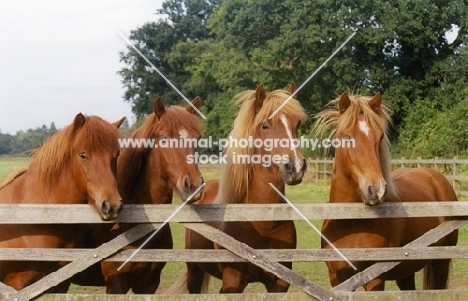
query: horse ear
338 92 351 114
369 92 382 113
287 82 297 98
255 84 266 112
112 117 126 129
186 96 201 115
73 113 86 131
153 97 166 119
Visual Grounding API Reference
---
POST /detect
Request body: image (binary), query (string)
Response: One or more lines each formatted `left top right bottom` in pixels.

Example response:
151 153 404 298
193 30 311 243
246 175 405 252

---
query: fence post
324 157 330 181
453 156 461 196
401 157 405 168
315 157 319 181
417 157 422 168
434 156 439 171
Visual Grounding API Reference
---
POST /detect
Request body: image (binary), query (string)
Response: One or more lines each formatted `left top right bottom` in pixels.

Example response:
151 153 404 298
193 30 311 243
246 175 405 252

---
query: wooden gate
1 202 468 301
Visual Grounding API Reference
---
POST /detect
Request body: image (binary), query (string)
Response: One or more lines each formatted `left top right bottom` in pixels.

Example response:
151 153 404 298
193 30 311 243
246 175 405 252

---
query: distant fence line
309 156 468 199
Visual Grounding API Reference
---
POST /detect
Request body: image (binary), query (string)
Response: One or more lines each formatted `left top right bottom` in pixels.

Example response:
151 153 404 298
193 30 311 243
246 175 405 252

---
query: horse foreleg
264 276 290 293
363 278 385 291
263 263 291 293
396 274 415 290
423 259 451 289
131 263 164 294
102 262 131 294
220 264 248 293
187 263 206 294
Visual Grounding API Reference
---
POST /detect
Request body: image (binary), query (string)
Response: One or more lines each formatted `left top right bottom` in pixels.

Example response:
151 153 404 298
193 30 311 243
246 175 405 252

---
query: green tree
119 0 221 121
0 132 14 155
119 0 468 149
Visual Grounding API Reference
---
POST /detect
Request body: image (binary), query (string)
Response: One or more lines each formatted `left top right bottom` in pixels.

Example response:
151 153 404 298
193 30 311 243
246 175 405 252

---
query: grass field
0 157 467 294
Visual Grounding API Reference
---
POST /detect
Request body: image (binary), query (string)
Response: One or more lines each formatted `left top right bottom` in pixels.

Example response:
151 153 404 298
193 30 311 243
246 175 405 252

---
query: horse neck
329 158 362 203
0 166 84 204
245 164 285 204
119 149 173 205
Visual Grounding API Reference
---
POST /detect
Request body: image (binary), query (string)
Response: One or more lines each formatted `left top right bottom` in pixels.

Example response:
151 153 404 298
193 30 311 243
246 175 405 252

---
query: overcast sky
0 1 164 134
1 2 460 135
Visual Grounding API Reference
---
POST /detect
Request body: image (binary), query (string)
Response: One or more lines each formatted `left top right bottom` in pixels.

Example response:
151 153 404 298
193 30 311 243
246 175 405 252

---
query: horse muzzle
98 199 123 221
178 175 204 203
282 158 307 185
363 184 387 206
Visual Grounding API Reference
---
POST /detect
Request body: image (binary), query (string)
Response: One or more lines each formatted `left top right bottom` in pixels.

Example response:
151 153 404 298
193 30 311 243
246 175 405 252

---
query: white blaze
358 120 370 137
280 114 301 173
179 129 189 139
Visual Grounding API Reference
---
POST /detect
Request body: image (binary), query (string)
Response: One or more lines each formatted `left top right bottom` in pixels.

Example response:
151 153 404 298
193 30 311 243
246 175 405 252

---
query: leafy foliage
115 0 468 158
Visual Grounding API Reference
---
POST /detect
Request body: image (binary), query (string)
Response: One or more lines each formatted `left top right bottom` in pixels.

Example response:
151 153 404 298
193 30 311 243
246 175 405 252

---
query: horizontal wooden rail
23 290 468 301
1 246 468 262
308 156 468 198
0 202 467 224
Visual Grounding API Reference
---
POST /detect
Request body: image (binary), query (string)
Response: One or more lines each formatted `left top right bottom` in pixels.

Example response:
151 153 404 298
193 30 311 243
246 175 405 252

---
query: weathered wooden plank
2 246 468 262
332 218 468 292
183 222 337 301
1 202 468 224
0 282 16 295
23 292 320 301
23 289 468 301
9 223 162 301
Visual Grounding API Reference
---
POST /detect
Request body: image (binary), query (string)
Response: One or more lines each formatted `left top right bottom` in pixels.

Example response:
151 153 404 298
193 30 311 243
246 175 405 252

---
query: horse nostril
368 186 378 200
284 159 293 172
117 201 123 212
101 200 111 215
301 158 307 172
184 176 191 192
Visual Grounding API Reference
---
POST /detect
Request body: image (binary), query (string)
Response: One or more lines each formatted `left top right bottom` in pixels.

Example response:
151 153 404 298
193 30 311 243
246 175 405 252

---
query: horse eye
160 136 168 143
79 152 88 160
261 122 269 130
343 135 352 141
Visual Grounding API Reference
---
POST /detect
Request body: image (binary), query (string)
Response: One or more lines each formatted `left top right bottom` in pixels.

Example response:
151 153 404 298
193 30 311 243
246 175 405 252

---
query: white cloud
0 0 164 134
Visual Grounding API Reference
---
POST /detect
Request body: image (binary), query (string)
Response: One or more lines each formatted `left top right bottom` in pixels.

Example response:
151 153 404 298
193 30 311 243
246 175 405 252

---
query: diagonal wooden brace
332 218 468 292
183 222 338 301
6 223 161 301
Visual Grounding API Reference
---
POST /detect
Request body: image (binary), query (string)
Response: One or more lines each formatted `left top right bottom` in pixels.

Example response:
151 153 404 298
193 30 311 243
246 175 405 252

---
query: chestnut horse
0 113 124 292
168 83 308 294
75 97 204 294
316 92 458 290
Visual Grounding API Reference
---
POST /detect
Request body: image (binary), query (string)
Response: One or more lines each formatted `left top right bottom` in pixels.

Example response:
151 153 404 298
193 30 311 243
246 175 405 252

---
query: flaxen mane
215 89 307 204
117 106 202 197
314 94 396 197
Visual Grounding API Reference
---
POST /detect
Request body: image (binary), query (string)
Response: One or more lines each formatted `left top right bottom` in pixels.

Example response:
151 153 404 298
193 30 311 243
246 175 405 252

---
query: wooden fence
1 202 468 301
310 157 468 199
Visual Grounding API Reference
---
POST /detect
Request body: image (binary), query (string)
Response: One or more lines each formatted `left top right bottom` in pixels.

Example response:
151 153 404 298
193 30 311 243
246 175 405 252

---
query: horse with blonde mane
168 83 307 294
317 92 458 290
0 113 124 292
73 97 204 294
